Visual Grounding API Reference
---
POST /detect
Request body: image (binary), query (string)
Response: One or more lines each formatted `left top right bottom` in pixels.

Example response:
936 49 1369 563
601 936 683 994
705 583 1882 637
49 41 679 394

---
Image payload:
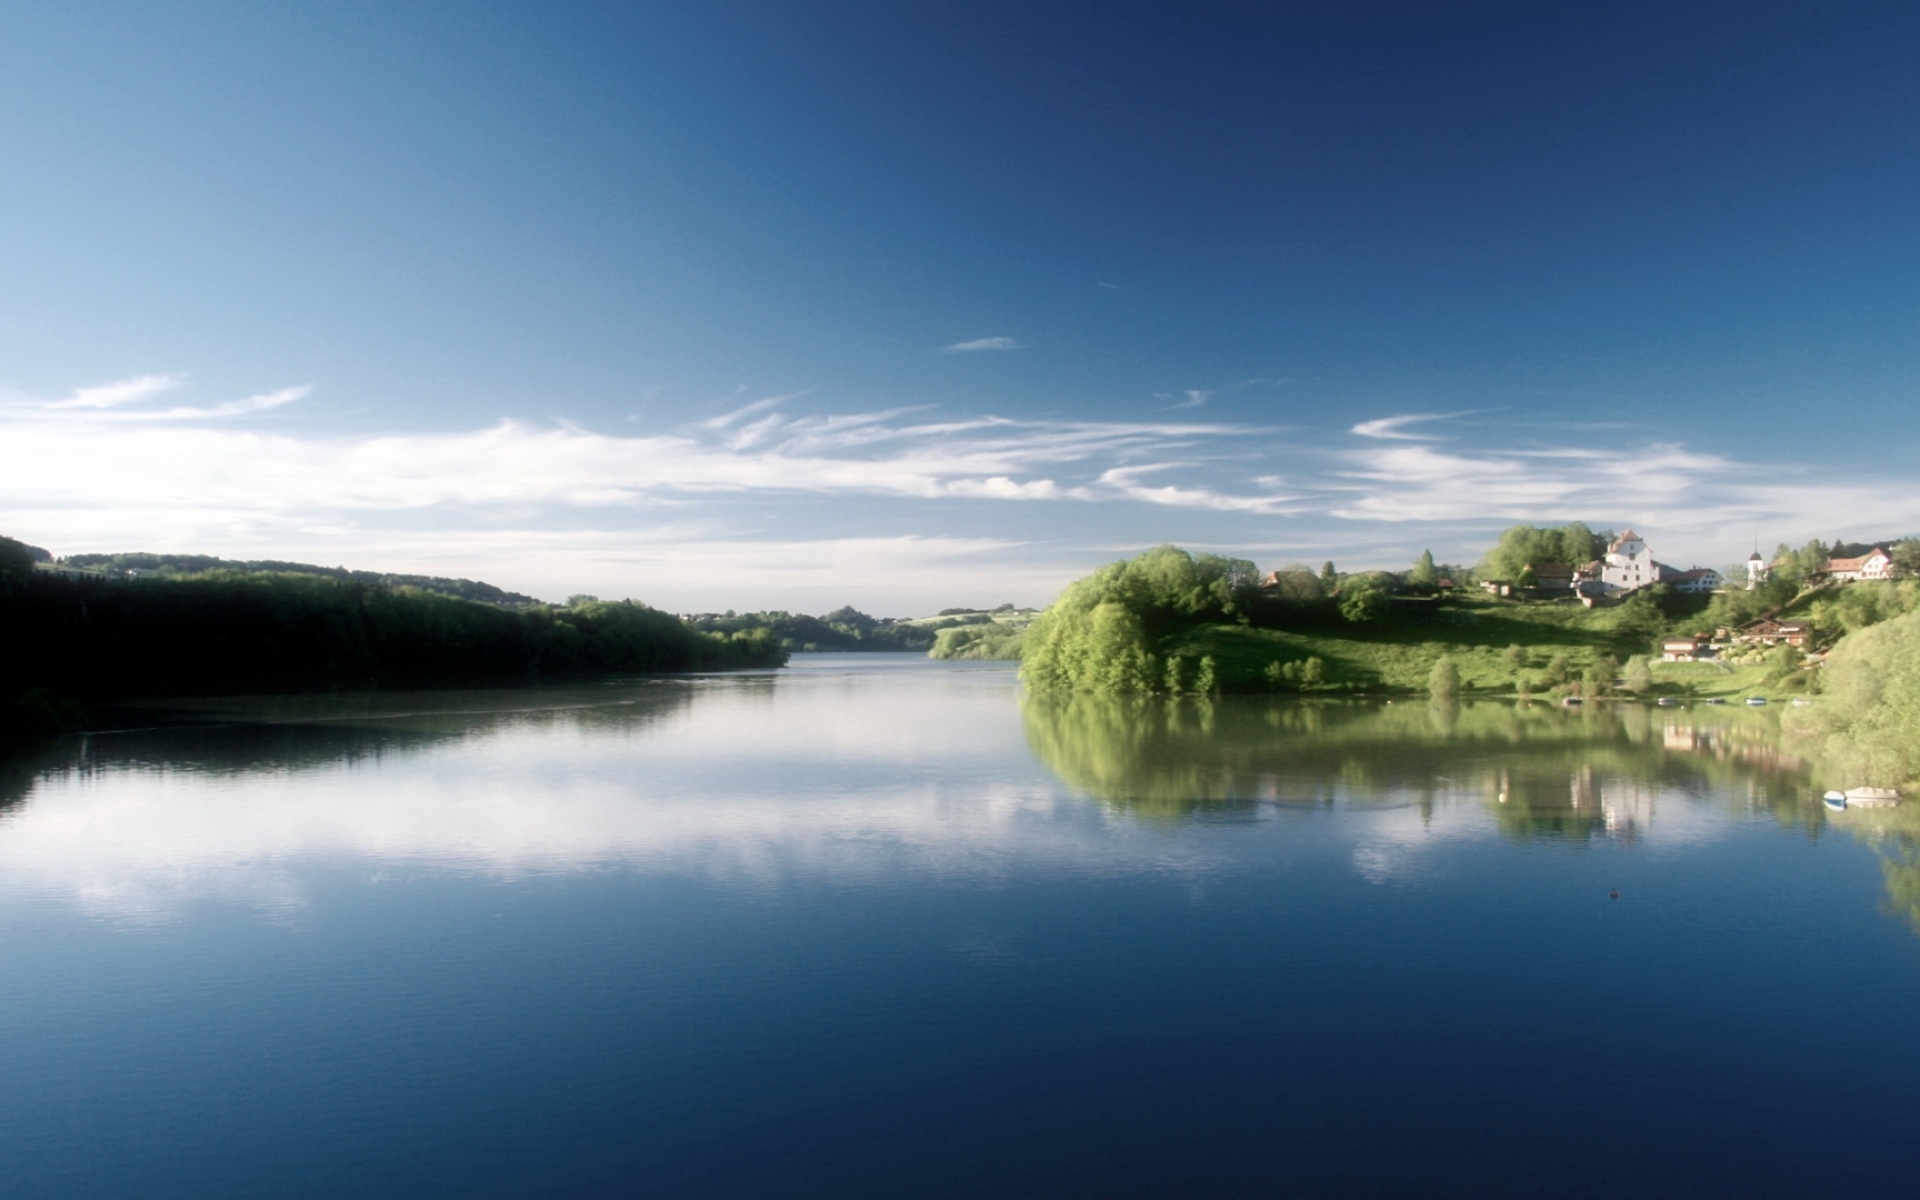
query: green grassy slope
1162 596 1673 694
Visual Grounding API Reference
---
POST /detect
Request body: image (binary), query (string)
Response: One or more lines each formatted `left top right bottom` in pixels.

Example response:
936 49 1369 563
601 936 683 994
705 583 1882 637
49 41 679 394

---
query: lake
2 653 1917 1198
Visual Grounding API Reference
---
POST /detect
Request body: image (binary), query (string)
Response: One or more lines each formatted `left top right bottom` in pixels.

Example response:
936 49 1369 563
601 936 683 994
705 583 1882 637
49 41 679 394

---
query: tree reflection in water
1026 692 1920 933
1023 693 1817 837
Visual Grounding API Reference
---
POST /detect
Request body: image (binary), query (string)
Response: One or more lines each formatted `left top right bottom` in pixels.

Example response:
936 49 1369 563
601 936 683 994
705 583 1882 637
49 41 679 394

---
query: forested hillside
1 536 784 729
54 550 542 607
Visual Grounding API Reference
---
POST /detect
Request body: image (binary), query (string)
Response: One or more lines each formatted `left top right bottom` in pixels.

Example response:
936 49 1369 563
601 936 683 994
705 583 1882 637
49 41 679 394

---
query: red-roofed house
1826 546 1895 582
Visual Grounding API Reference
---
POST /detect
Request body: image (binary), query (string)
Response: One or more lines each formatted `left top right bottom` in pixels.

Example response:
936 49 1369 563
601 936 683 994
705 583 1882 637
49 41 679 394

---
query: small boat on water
1745 696 1768 706
1824 788 1901 812
1656 697 1681 707
1706 698 1726 705
1561 695 1583 707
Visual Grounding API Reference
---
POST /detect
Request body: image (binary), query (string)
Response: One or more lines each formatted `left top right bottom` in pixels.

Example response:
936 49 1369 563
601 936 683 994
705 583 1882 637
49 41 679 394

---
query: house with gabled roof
1736 618 1813 647
1662 566 1723 593
1601 529 1656 591
1825 546 1895 582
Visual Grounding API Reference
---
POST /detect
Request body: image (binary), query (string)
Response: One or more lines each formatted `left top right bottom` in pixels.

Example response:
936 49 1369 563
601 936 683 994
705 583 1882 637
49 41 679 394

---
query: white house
1663 567 1723 593
1826 546 1895 582
1600 530 1657 591
1662 636 1710 662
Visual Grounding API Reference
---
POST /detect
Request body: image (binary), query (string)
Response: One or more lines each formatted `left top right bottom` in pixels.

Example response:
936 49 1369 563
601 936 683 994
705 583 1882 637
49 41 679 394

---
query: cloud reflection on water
0 664 1820 922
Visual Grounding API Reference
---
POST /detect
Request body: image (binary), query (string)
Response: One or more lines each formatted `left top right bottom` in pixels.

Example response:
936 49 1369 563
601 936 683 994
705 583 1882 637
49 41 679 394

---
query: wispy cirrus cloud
943 336 1022 353
0 381 1283 523
9 374 1920 609
1350 413 1454 440
48 373 184 409
7 376 310 421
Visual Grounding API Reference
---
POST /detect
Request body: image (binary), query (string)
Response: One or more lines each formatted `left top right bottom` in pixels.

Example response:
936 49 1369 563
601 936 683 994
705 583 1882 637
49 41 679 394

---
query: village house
1526 562 1577 593
1824 546 1895 582
1663 567 1723 593
1661 635 1712 662
1566 531 1722 597
1600 529 1657 591
1735 618 1813 648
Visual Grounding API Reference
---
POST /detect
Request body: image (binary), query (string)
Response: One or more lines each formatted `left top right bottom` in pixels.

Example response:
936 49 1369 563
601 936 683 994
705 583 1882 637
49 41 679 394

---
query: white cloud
943 336 1022 353
9 373 1920 609
1350 413 1453 440
9 377 308 421
49 373 183 409
0 401 1276 519
126 384 311 421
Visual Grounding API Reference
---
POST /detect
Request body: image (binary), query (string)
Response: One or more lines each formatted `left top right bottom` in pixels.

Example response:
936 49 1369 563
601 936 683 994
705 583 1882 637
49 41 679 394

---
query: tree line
1 536 784 728
683 606 937 652
52 548 545 607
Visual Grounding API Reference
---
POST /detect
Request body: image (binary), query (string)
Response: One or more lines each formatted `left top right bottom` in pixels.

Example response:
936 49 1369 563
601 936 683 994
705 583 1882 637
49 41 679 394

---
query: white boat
1656 697 1681 707
1844 787 1900 808
1745 696 1768 706
1824 791 1848 812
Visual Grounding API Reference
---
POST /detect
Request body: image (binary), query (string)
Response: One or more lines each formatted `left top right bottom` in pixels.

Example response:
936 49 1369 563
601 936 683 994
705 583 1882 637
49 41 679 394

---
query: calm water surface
2 654 1918 1198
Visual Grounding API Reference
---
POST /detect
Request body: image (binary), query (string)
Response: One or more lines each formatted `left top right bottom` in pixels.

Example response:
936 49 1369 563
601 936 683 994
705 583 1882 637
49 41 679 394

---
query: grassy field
1158 594 1798 696
916 606 1037 660
1647 659 1782 700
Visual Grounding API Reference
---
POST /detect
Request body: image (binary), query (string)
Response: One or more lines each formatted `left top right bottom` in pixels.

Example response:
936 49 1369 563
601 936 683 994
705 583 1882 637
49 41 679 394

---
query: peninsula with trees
1019 525 1920 709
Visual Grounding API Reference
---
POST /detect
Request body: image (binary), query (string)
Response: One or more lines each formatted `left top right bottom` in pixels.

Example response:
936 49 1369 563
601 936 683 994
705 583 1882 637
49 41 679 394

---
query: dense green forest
1 535 784 730
53 548 543 607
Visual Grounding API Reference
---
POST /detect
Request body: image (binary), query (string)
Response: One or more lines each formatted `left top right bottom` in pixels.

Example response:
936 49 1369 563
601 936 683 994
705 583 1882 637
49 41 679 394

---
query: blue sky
4 1 1918 612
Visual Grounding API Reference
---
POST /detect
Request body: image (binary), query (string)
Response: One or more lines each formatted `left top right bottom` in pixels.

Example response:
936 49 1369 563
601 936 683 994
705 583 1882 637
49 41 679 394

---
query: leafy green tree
1584 654 1619 697
1428 655 1461 701
1265 564 1324 601
1895 540 1920 578
1481 522 1604 580
1338 581 1390 624
1194 655 1218 693
1545 652 1571 685
1503 643 1527 670
1785 607 1920 784
1764 644 1807 687
1554 522 1601 566
1409 550 1438 588
1320 561 1338 588
1022 547 1255 693
1515 565 1538 589
1621 655 1654 694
